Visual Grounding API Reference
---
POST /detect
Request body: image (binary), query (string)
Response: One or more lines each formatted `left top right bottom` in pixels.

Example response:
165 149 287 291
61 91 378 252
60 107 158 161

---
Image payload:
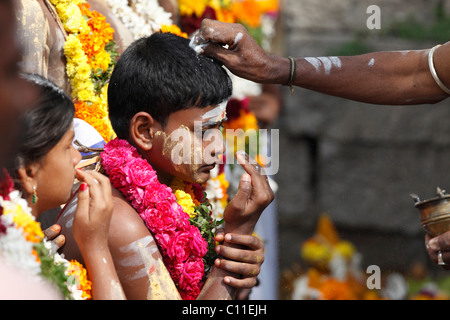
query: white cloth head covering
73 118 105 162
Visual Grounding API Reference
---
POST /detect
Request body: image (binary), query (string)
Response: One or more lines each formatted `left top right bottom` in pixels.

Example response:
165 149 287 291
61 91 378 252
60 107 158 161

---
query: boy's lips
200 163 216 171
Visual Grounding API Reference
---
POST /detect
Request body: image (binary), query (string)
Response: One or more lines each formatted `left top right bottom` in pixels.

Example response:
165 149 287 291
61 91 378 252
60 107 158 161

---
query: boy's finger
214 228 225 243
223 276 257 289
216 258 260 277
216 245 260 265
228 173 251 211
223 233 264 250
236 151 264 190
236 151 272 204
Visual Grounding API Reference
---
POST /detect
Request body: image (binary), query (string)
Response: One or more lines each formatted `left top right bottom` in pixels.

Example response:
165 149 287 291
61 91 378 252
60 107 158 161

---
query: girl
4 73 125 299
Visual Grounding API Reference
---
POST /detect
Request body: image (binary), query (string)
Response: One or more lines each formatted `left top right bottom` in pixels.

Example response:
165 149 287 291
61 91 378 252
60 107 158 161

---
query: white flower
0 190 29 213
291 275 321 300
0 213 41 276
107 0 173 40
0 189 85 300
226 69 262 100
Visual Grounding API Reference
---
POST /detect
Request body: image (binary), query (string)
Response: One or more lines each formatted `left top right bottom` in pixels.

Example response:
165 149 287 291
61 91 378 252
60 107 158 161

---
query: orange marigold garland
67 259 92 300
50 0 119 142
160 24 188 38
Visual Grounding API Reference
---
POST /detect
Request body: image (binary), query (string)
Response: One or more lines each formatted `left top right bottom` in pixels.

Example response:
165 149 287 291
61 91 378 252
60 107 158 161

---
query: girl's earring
32 186 38 204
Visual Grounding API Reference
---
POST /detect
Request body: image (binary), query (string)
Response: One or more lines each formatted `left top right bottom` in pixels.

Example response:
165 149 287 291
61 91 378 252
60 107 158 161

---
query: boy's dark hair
108 32 232 139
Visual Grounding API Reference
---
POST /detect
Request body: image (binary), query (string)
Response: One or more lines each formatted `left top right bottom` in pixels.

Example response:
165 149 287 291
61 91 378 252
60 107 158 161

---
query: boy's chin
192 171 210 184
186 169 211 185
173 165 213 184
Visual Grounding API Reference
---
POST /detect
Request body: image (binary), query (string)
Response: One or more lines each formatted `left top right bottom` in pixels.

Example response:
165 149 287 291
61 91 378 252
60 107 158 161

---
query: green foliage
189 192 224 278
34 242 73 300
381 2 450 42
328 2 450 57
246 24 265 47
91 40 120 94
327 39 374 56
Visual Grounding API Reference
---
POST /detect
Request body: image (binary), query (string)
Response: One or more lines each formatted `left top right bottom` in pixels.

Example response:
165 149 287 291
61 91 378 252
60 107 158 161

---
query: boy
58 32 273 299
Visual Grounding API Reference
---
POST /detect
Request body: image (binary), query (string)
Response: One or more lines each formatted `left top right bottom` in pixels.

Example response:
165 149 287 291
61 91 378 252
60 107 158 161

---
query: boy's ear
16 163 39 196
129 112 159 151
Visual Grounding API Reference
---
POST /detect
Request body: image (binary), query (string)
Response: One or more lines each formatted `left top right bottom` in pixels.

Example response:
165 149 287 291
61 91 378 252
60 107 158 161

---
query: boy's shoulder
108 188 153 247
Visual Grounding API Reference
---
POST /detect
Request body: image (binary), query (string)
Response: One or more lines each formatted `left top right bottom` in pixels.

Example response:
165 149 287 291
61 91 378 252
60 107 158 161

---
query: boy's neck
154 169 174 186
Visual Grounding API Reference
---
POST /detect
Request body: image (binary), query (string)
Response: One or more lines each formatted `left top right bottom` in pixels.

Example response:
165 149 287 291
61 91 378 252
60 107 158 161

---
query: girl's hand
72 169 114 251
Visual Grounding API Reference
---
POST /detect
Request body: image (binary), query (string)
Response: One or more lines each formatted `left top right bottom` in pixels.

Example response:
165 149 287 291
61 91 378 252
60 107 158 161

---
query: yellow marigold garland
178 0 279 29
50 0 118 142
67 260 92 300
160 24 188 38
171 177 203 218
2 204 44 244
173 189 197 218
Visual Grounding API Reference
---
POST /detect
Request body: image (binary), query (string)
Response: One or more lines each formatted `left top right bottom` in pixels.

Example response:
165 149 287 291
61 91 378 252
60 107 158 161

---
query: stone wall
274 0 450 281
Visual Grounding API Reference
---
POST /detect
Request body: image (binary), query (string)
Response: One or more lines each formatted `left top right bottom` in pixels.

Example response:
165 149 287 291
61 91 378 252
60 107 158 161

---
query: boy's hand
214 230 264 289
223 151 274 235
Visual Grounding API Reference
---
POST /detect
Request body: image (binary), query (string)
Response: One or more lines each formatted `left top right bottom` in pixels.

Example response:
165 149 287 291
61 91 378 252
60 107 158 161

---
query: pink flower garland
101 138 208 300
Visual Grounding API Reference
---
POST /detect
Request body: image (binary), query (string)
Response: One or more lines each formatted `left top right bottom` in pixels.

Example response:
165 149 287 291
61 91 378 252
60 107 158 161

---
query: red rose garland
100 138 208 299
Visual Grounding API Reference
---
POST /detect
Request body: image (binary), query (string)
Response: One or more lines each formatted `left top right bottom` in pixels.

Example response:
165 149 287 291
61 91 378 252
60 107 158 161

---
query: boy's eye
202 123 224 133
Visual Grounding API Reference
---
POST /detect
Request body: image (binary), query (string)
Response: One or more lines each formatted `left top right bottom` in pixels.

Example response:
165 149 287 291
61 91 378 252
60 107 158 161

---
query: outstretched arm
195 19 450 105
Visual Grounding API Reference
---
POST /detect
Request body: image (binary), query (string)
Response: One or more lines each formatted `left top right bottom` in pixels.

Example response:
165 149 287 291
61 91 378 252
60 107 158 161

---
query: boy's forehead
167 103 228 127
201 101 227 120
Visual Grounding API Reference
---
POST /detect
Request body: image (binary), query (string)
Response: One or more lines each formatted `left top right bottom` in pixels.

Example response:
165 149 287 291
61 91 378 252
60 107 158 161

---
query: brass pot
411 187 450 237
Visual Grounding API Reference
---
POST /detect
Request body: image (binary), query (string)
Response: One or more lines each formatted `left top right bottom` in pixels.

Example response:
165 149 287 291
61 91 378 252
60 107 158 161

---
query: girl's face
147 105 226 185
33 124 81 215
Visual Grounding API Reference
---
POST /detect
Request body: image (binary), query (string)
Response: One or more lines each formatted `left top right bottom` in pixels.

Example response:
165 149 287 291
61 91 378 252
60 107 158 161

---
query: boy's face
147 104 227 185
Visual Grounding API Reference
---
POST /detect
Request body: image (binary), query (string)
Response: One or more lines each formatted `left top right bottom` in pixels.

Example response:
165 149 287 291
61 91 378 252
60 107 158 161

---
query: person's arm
73 170 126 300
106 190 183 300
107 188 243 300
291 50 449 105
198 151 274 299
195 19 450 105
66 168 269 300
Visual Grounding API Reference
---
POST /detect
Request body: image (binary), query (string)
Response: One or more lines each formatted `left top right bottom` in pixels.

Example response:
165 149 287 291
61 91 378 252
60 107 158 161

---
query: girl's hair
8 73 74 186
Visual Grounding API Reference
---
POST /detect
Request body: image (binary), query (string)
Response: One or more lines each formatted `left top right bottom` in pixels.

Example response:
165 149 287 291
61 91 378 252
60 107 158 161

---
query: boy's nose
209 132 226 158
